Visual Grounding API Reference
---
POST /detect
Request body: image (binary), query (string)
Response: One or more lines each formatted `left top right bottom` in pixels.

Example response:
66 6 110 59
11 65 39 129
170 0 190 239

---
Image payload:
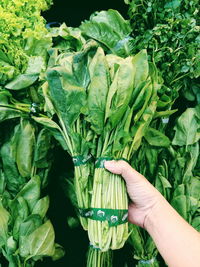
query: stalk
74 163 92 230
88 168 128 251
86 247 113 267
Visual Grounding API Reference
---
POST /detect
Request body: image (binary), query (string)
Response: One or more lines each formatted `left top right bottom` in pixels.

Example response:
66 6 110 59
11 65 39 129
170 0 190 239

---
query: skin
104 160 200 267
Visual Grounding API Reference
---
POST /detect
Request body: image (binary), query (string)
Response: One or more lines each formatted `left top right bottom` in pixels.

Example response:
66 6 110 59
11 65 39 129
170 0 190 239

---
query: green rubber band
78 207 128 227
138 258 156 265
95 157 129 168
95 157 113 168
72 154 92 166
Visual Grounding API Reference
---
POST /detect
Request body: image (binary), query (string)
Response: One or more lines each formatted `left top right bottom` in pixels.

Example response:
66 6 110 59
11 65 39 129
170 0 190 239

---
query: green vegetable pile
0 0 199 266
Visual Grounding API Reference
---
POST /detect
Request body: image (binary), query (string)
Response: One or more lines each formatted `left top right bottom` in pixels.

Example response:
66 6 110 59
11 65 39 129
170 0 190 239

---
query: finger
104 160 144 184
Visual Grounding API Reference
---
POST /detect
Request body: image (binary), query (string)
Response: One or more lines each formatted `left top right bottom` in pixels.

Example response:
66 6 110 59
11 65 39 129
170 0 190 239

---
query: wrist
143 193 168 233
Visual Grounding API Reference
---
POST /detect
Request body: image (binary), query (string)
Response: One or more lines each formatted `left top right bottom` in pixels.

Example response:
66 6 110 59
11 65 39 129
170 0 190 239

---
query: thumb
104 160 144 184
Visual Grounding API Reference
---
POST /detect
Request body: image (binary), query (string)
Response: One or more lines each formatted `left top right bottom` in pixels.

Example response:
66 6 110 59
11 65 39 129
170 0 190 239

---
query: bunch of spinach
0 5 68 264
0 118 64 266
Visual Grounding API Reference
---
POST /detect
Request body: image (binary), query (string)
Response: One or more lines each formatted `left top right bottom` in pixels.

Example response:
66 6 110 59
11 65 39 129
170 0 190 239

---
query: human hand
104 160 164 229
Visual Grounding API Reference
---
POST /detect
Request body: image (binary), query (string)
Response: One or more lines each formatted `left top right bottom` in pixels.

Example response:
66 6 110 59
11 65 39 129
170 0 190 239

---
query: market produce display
0 0 199 266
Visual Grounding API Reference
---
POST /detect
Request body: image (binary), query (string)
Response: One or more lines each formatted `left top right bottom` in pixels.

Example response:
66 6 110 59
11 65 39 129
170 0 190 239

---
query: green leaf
188 177 200 200
51 243 65 261
80 9 133 56
25 220 55 258
19 215 43 237
87 47 110 134
25 56 46 74
5 73 39 90
0 140 25 193
192 217 200 231
16 176 41 211
132 50 149 88
128 224 144 257
171 195 188 220
0 204 9 246
34 128 52 168
32 196 50 219
19 214 43 257
164 0 181 9
32 116 68 151
105 56 134 129
47 66 87 128
16 119 35 177
172 106 200 146
0 106 22 122
144 128 171 147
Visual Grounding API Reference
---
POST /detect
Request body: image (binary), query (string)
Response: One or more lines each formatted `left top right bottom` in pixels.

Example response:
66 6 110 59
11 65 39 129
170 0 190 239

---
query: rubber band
138 258 156 265
89 243 101 250
29 103 40 115
72 154 92 166
78 207 128 227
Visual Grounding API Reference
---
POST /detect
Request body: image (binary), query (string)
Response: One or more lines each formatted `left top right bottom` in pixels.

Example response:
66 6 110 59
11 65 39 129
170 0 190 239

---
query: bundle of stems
86 247 113 267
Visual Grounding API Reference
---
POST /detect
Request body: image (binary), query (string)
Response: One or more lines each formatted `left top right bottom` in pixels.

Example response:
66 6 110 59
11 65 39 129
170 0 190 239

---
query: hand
104 160 163 228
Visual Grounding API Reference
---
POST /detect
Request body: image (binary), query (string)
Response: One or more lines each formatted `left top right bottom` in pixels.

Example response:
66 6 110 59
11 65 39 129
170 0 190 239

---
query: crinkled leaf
47 66 87 128
80 9 133 57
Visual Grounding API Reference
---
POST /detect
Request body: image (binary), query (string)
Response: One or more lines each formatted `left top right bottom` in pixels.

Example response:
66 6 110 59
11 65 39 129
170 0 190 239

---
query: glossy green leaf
25 220 55 258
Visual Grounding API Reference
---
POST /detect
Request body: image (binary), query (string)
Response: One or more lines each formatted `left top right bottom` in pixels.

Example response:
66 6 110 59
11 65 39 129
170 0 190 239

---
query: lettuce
0 0 52 85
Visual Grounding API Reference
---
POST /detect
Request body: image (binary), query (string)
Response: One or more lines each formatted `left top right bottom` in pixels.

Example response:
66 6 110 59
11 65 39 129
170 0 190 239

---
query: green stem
170 72 189 85
59 117 73 154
